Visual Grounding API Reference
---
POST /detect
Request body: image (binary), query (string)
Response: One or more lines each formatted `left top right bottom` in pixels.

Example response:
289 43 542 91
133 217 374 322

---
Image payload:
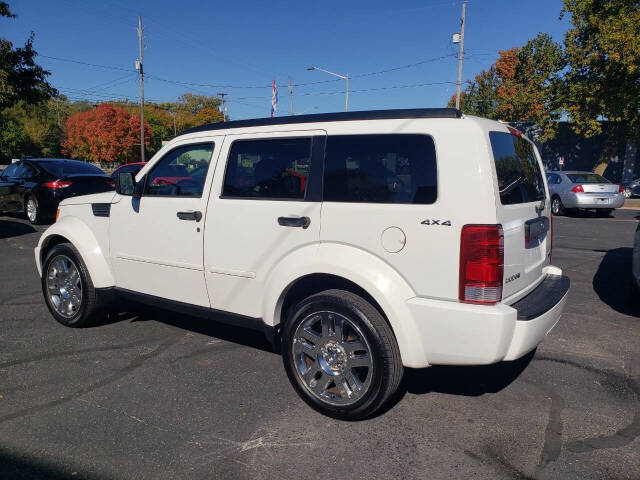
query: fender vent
91 203 111 217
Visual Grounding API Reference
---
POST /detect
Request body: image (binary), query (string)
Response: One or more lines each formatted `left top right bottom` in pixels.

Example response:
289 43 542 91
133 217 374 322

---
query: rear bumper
405 268 569 367
563 192 624 209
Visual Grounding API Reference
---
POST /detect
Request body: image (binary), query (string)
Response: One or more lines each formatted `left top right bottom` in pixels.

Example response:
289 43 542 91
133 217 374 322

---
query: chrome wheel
26 198 37 222
624 188 632 199
292 311 374 406
46 255 82 318
552 197 561 215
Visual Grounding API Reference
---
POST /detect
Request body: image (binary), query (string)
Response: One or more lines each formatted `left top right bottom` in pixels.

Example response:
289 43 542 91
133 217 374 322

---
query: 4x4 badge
421 219 452 226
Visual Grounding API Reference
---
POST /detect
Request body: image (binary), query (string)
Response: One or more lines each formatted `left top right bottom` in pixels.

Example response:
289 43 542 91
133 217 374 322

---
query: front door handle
278 216 310 229
177 210 202 222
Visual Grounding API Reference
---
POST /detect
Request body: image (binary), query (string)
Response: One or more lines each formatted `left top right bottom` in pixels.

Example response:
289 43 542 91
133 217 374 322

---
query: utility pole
288 77 294 115
136 16 145 162
218 92 227 120
455 1 467 110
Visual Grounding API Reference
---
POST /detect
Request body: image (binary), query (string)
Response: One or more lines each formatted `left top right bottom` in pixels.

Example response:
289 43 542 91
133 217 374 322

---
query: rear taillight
571 185 584 193
44 180 72 189
106 179 115 188
618 185 624 193
459 225 504 305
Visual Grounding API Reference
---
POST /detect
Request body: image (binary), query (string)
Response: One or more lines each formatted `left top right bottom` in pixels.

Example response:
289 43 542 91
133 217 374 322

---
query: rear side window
222 138 311 199
489 132 545 205
323 134 437 204
566 173 609 184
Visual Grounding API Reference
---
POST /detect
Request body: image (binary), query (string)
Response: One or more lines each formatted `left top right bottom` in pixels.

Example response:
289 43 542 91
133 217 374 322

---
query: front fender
262 242 428 368
35 216 115 288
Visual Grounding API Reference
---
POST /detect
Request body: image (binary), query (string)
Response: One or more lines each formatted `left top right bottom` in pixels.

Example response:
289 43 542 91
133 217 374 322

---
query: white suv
35 108 569 419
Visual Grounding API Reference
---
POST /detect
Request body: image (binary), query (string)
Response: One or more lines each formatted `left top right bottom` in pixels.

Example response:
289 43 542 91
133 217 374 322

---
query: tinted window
222 138 311 199
39 161 104 177
146 143 214 197
1 163 19 179
490 132 545 205
566 173 609 184
323 134 437 204
546 173 561 184
14 163 38 179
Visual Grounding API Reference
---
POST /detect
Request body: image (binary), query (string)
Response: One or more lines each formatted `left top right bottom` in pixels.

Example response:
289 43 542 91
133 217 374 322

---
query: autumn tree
561 0 640 178
450 34 564 140
62 103 151 164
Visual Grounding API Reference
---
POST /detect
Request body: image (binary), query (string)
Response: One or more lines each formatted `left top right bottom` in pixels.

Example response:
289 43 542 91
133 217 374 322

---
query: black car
0 159 114 224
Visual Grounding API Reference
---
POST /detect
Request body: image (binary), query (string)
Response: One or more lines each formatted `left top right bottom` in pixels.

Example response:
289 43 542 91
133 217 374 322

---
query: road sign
559 157 565 166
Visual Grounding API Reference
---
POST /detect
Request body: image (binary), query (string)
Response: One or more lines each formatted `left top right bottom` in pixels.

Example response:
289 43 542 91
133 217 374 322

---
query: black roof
181 107 462 135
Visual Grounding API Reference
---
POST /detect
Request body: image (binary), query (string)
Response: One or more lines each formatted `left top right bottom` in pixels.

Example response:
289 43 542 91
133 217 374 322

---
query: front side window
323 134 437 204
145 143 214 197
490 132 545 205
222 138 311 199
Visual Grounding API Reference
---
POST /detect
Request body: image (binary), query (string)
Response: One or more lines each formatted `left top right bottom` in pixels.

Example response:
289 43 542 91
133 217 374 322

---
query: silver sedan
546 171 625 216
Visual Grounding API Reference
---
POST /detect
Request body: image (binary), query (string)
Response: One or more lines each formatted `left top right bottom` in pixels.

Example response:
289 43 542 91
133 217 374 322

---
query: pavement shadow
98 300 274 354
593 247 639 317
402 349 536 396
0 219 36 239
0 445 100 480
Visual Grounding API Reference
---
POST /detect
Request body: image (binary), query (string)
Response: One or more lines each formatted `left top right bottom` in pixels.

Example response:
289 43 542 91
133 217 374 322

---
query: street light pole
307 66 349 112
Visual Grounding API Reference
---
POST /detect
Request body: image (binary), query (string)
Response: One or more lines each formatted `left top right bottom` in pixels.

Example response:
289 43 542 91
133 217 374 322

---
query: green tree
448 67 500 119
0 27 56 109
0 116 25 162
561 0 640 176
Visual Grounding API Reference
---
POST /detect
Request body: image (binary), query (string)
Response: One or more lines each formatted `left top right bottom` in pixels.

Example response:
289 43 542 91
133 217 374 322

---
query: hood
59 191 117 206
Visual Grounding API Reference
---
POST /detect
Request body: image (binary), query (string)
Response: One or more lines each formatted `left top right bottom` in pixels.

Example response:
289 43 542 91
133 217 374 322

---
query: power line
39 55 133 72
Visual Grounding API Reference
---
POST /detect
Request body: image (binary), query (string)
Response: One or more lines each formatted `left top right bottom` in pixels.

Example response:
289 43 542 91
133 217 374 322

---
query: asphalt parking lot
1 209 639 480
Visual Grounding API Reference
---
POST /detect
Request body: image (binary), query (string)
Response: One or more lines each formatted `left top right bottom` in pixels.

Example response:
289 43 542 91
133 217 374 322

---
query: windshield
39 161 104 177
566 173 610 184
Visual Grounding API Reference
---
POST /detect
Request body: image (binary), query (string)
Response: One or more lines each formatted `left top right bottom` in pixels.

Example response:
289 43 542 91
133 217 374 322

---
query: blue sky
4 0 570 120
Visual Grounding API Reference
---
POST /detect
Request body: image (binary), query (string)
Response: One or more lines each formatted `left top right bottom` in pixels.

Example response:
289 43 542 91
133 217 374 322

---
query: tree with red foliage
62 103 151 163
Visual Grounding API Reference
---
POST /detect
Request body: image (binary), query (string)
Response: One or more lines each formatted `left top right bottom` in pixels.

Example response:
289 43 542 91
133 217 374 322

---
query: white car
35 108 569 419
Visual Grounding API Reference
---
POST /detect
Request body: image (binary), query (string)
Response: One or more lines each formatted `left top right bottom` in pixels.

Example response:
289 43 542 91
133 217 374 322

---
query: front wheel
282 289 403 420
623 187 632 199
41 243 105 327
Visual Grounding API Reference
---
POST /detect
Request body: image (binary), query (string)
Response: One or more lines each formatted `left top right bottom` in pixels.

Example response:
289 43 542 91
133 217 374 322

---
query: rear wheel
551 196 564 216
596 209 613 217
282 289 403 420
42 243 106 327
25 196 40 224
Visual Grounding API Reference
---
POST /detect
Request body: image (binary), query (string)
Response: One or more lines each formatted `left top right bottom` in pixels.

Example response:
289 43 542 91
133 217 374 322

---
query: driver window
145 143 214 197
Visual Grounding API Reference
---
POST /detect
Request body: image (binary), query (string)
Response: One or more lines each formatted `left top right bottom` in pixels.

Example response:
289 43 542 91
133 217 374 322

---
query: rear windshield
489 132 545 205
39 161 104 177
566 173 609 184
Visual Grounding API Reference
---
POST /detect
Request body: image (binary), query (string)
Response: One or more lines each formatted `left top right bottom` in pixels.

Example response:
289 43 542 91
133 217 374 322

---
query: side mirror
115 172 135 196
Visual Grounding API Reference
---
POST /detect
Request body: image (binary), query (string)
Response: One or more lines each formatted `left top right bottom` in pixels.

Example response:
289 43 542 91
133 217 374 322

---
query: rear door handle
177 210 202 222
278 216 310 229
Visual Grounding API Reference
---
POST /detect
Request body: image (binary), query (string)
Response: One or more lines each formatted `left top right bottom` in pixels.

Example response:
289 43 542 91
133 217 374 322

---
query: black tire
596 209 613 217
282 289 403 420
551 195 564 216
41 242 106 327
25 195 40 225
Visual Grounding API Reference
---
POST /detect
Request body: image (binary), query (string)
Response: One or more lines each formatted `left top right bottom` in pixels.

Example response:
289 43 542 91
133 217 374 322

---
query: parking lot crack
0 333 184 425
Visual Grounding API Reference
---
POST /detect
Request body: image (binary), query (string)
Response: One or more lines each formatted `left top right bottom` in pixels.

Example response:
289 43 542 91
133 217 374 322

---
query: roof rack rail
181 107 462 135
